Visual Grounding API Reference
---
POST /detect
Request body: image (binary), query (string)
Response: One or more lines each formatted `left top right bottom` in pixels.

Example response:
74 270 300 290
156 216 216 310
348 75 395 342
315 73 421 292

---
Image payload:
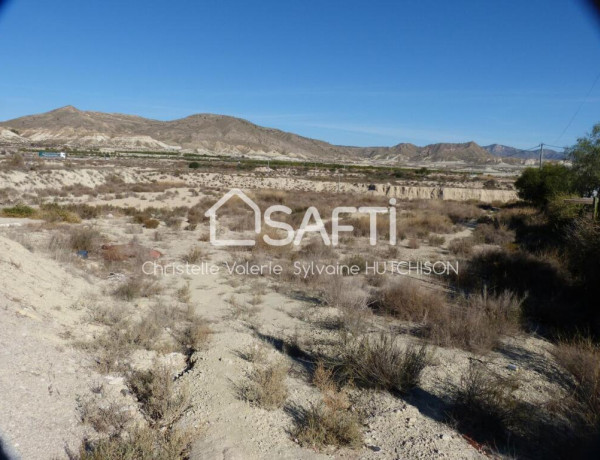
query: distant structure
38 151 66 159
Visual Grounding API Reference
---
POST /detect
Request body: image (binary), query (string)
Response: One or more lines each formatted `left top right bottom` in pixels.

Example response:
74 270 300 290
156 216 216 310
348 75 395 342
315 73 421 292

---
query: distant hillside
0 105 524 165
483 144 566 160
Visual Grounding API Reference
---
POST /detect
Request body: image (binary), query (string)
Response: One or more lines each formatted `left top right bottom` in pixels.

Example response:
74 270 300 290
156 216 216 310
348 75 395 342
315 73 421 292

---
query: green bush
1 203 36 218
515 164 574 207
39 203 81 223
568 123 600 196
188 161 200 169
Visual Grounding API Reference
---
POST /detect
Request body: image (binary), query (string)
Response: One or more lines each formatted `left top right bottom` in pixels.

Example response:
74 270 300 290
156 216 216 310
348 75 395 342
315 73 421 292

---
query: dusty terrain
0 156 587 460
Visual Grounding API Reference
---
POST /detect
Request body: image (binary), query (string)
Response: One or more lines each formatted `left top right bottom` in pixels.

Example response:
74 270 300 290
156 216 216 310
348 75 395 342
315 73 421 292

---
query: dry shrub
113 277 160 301
321 277 371 335
84 323 138 374
143 218 160 229
239 343 268 363
3 152 25 170
227 295 261 319
405 213 454 236
69 227 102 252
349 214 392 241
176 283 191 304
63 203 103 219
472 223 514 246
84 306 182 373
78 397 133 437
450 361 526 452
427 289 522 353
292 402 362 449
252 228 292 255
428 233 445 246
312 362 351 411
447 237 475 257
241 361 289 409
322 276 367 310
182 246 204 264
173 312 211 354
87 304 127 327
293 362 362 448
336 334 429 394
76 425 196 460
443 201 483 224
376 279 446 322
407 237 420 249
336 302 372 337
296 238 336 261
39 203 81 223
252 189 287 205
553 338 600 426
127 363 191 426
313 361 337 393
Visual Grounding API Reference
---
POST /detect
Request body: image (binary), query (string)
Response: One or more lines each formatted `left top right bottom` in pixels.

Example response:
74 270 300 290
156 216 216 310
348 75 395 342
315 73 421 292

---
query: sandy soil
0 163 568 460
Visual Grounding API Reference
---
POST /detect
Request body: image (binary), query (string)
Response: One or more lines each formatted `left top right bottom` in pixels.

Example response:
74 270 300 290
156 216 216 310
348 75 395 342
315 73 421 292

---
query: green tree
567 123 600 196
515 163 574 206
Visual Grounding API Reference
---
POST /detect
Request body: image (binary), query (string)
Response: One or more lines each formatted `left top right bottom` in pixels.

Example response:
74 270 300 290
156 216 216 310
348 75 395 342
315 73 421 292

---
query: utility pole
539 143 544 169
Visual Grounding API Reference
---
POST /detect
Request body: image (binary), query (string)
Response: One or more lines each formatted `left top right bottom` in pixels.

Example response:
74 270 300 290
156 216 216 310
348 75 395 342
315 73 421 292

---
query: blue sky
1 0 599 148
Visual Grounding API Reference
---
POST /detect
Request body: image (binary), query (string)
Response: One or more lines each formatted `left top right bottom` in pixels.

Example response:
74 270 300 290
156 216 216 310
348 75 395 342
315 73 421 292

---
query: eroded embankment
0 168 518 203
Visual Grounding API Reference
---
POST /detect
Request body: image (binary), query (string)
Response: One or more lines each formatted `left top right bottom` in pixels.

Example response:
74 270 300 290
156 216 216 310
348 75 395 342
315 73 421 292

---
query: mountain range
0 106 566 164
483 144 564 161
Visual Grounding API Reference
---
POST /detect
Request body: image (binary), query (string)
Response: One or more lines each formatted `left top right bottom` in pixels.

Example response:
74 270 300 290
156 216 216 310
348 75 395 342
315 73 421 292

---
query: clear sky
1 0 599 149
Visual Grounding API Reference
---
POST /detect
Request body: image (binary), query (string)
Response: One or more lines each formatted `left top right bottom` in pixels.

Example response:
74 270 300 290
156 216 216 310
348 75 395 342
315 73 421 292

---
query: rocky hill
1 106 508 165
483 143 566 160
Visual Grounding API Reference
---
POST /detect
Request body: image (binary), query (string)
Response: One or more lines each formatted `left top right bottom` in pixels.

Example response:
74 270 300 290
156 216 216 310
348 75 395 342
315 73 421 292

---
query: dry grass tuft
292 402 362 449
227 295 262 319
553 338 600 426
113 276 160 301
407 237 420 249
448 237 475 257
173 312 211 355
336 334 429 395
75 425 197 460
143 218 160 229
239 343 269 363
426 289 522 353
293 363 361 449
428 233 446 246
376 279 446 322
472 223 514 246
182 246 204 264
240 361 289 410
127 363 191 427
449 361 525 451
78 396 133 437
69 227 103 252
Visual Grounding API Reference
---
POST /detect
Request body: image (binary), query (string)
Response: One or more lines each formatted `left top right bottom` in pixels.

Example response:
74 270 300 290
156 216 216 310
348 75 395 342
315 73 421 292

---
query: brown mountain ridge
0 106 501 164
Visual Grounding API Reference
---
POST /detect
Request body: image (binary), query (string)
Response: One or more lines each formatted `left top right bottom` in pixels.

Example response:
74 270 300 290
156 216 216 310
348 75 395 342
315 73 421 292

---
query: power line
553 69 600 144
498 144 541 158
541 143 566 150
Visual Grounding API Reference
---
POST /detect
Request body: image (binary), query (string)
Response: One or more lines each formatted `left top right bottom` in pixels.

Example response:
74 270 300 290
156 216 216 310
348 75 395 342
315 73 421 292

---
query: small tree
515 163 573 207
567 123 600 196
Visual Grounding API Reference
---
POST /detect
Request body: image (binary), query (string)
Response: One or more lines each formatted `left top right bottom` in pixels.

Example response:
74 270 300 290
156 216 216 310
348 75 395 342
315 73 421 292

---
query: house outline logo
204 188 261 246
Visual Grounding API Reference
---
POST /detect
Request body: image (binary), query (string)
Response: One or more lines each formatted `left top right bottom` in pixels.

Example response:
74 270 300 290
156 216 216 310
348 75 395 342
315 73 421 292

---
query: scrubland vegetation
1 125 599 458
